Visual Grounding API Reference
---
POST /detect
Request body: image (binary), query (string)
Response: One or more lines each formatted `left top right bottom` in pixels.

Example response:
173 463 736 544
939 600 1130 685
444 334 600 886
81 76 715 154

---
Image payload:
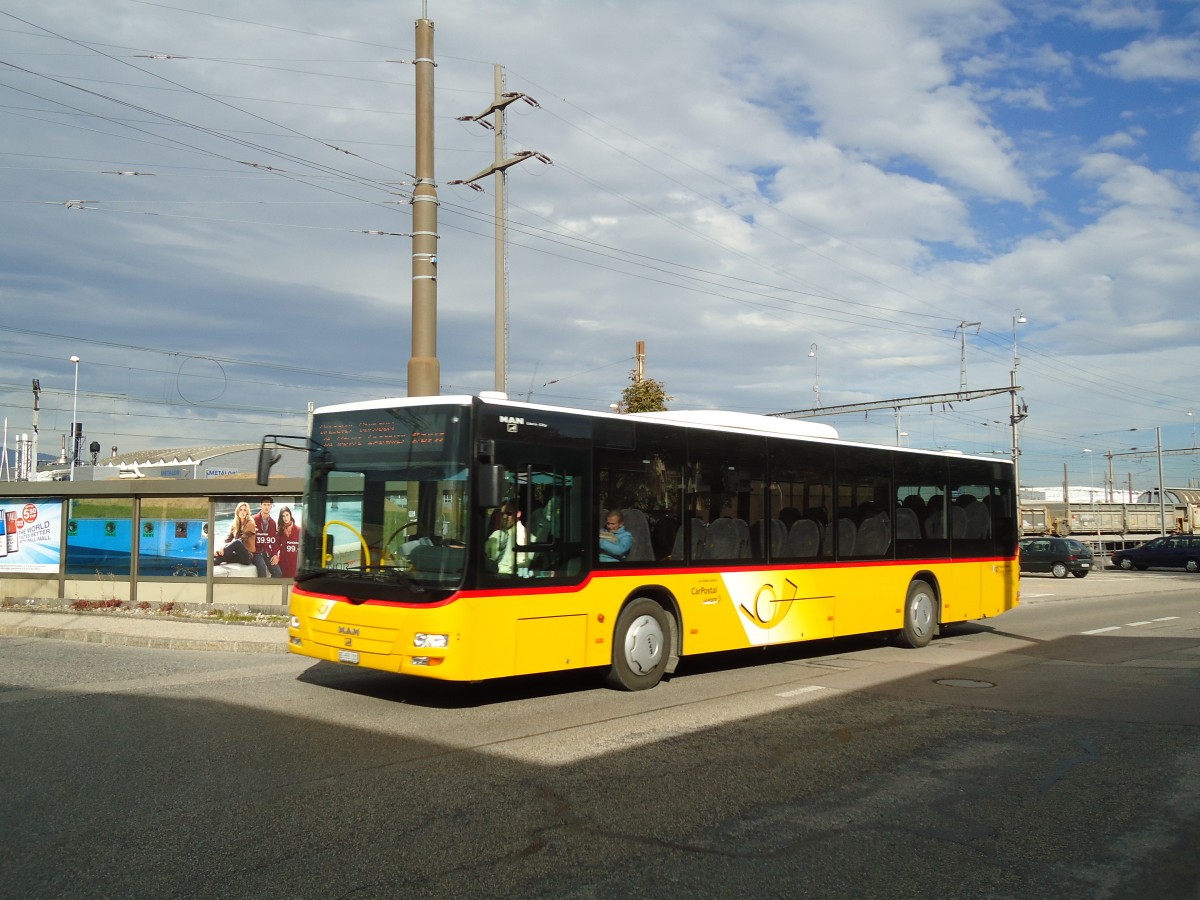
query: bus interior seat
837 517 857 556
895 507 921 541
963 500 991 538
672 518 708 561
620 508 654 562
855 514 890 557
783 518 820 558
951 504 968 539
924 501 946 539
759 518 786 557
702 516 748 559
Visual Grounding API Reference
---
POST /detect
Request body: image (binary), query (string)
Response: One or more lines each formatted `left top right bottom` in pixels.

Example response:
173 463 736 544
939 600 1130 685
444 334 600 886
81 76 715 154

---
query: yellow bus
265 394 1018 691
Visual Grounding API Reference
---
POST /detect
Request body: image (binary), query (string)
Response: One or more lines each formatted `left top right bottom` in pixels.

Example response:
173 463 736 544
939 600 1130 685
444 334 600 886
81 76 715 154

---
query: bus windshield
297 403 471 601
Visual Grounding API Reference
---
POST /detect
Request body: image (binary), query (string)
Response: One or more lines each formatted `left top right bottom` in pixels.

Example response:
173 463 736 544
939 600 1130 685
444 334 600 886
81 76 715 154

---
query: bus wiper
296 566 424 591
367 565 425 591
295 569 337 584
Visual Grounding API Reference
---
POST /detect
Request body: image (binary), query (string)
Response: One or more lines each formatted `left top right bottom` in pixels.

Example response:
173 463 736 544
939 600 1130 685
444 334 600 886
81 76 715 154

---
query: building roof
92 444 260 468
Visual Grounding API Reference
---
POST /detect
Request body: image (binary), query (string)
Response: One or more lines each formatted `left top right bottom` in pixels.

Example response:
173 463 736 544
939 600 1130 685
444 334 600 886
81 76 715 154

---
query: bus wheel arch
895 574 939 649
605 590 678 691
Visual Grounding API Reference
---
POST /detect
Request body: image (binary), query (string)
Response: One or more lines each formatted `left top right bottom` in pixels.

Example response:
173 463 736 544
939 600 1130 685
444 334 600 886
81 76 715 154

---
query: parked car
1111 535 1200 573
1018 536 1092 578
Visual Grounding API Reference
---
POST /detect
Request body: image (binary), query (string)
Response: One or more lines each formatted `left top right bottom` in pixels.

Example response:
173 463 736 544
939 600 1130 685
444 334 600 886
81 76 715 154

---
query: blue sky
1 0 1198 493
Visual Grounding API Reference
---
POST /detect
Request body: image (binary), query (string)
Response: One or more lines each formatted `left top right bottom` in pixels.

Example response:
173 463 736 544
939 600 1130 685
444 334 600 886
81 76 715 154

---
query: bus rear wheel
606 598 671 691
896 579 936 649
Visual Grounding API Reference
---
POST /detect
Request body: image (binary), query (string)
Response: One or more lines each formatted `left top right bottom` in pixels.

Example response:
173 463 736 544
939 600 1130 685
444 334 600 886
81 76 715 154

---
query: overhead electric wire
1 6 1192 468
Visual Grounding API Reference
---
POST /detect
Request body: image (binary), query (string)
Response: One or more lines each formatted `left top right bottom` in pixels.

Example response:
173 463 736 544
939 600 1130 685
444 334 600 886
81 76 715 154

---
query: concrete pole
1010 369 1020 498
408 12 440 397
69 356 79 482
30 379 40 478
1156 426 1166 535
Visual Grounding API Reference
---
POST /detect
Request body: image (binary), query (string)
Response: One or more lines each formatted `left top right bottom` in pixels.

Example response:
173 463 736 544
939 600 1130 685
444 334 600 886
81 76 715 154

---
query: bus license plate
338 649 360 665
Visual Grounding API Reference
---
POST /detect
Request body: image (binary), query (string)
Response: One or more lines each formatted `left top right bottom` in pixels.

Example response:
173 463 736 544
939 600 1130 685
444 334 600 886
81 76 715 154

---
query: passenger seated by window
485 502 527 575
599 510 633 563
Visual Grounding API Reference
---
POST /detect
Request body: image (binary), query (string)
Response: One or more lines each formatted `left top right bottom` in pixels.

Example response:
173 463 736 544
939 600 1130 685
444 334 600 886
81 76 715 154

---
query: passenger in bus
599 510 633 563
485 502 527 575
528 496 556 545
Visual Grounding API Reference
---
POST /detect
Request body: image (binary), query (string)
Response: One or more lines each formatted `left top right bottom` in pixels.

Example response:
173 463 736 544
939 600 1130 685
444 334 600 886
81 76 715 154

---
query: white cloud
1092 129 1142 151
1067 0 1162 30
729 0 1034 203
1100 37 1200 81
982 85 1055 110
1076 153 1196 211
1 0 1199 484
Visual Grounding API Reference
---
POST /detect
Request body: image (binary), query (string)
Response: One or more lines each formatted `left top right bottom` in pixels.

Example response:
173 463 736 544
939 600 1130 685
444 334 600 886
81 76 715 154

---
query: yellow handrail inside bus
323 520 370 568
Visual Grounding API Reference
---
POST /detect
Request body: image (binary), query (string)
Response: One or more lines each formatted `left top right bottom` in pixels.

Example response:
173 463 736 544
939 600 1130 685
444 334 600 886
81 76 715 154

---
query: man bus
262 394 1017 691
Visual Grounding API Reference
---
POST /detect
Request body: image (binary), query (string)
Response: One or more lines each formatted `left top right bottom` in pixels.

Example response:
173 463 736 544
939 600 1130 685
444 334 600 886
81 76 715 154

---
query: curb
0 609 288 654
0 623 289 654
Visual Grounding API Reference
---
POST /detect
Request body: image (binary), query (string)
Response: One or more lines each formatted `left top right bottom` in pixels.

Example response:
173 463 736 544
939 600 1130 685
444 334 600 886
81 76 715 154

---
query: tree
619 370 672 413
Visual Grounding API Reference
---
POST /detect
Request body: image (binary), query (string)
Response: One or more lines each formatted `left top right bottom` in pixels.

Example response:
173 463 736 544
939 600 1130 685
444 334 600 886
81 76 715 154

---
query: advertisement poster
0 500 62 573
212 497 304 579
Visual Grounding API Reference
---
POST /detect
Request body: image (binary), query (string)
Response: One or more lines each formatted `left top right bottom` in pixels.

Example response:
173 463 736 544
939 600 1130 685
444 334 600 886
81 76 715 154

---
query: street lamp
1012 309 1027 369
808 343 819 407
69 355 80 481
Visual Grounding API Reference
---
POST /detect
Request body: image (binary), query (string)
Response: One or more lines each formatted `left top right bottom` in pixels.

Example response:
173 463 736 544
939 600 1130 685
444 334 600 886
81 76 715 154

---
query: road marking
776 685 828 698
1082 616 1181 636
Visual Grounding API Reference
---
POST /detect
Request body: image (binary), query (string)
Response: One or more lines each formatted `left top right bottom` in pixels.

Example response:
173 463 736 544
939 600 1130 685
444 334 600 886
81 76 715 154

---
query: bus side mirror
257 433 321 485
478 463 506 508
257 443 282 486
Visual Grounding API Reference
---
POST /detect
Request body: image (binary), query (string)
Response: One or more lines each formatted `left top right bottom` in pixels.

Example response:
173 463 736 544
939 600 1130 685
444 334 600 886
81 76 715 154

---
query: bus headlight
413 632 449 649
289 616 300 629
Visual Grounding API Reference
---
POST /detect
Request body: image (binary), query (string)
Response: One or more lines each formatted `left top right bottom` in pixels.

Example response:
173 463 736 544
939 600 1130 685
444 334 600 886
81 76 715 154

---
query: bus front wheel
606 598 671 691
896 579 936 649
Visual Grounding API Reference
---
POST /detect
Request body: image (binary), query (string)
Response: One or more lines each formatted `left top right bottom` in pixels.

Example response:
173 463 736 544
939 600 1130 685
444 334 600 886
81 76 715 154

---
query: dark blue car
1111 535 1200 573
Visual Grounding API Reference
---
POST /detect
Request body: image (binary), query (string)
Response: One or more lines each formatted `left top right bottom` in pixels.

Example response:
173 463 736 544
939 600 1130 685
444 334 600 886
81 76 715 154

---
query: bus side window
513 464 587 579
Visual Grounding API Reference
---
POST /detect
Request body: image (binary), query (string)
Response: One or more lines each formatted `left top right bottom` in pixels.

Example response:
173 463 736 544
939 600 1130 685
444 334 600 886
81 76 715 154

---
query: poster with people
0 500 62 573
212 497 303 579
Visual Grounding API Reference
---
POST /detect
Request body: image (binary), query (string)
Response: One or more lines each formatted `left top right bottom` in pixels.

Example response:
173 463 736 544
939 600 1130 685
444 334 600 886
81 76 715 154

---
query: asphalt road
1 571 1198 899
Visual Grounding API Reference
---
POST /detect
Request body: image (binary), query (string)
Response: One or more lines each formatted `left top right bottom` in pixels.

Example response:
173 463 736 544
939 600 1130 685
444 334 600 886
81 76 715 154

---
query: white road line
1153 616 1181 622
1081 626 1122 635
1125 621 1154 627
776 685 828 698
